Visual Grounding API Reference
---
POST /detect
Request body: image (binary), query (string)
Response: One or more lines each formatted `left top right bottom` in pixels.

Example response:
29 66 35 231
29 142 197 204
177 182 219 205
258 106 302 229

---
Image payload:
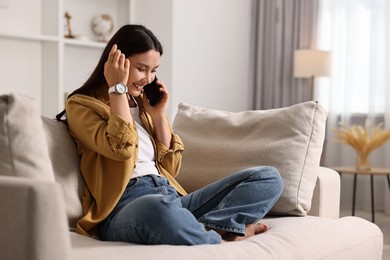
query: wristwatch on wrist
108 83 128 94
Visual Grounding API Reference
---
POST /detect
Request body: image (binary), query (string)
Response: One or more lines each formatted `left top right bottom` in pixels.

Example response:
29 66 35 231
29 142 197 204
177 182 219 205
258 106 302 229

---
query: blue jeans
98 166 283 245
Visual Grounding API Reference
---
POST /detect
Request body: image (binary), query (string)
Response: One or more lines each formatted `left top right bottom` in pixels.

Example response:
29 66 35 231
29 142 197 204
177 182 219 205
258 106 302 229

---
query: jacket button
116 145 120 149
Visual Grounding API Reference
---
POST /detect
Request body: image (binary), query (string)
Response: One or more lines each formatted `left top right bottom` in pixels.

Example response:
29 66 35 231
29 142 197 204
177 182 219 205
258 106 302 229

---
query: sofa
0 93 383 260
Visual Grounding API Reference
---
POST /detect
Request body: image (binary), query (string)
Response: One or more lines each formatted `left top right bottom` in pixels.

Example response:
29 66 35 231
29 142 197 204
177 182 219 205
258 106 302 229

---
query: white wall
130 0 175 117
171 0 255 117
131 0 255 119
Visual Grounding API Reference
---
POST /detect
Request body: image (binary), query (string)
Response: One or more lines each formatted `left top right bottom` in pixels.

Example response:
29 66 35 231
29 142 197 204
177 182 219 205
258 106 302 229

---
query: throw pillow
41 117 83 229
0 93 54 181
172 101 327 216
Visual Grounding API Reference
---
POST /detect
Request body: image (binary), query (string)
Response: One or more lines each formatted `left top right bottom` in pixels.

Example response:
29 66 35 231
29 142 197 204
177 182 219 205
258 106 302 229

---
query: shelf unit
0 0 130 117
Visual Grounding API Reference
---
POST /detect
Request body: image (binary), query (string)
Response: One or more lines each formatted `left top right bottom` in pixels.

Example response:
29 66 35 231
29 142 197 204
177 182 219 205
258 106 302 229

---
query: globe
91 14 114 42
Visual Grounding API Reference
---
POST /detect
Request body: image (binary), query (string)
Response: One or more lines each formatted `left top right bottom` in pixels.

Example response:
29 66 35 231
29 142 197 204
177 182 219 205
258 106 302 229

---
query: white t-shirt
130 104 159 178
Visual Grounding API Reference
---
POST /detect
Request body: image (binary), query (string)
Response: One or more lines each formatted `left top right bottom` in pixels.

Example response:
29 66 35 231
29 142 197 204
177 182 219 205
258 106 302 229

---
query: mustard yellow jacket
66 94 186 237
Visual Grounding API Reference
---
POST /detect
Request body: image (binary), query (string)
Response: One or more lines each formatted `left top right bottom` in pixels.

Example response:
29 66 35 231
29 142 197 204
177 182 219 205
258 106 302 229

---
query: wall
171 0 255 116
130 0 175 117
131 0 255 118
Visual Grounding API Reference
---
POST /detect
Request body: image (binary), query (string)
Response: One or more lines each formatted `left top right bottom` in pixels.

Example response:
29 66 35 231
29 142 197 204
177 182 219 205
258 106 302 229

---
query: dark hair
56 24 163 120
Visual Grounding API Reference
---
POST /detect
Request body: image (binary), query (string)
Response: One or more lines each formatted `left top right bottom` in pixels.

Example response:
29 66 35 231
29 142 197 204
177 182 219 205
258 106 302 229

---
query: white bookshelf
0 0 130 117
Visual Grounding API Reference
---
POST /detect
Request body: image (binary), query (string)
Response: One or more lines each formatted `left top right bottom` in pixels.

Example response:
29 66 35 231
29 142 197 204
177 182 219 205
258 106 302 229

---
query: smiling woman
55 24 284 246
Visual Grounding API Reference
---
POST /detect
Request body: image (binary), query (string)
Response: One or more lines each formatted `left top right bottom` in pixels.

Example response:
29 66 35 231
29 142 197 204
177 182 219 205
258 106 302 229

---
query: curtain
317 0 390 213
252 0 319 110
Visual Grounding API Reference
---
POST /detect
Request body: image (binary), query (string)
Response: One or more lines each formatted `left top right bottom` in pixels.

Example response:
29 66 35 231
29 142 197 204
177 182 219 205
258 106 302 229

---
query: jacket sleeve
66 96 138 161
155 129 184 178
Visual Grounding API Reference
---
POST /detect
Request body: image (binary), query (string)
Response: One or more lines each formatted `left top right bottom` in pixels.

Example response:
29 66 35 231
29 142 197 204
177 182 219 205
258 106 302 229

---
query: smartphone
143 76 165 106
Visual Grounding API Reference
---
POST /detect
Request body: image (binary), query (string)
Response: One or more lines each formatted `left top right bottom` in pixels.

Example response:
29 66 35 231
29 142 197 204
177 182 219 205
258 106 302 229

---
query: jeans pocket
123 177 141 195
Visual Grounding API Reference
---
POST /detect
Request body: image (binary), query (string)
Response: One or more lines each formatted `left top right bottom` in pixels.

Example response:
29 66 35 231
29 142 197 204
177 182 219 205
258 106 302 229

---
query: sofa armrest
308 167 341 219
0 176 71 260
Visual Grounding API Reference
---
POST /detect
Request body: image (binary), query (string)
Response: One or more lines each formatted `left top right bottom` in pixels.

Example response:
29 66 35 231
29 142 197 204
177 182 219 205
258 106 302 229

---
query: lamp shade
294 49 331 78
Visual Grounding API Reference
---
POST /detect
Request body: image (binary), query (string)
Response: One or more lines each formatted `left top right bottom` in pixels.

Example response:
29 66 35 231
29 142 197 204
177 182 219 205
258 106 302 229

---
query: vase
356 151 371 171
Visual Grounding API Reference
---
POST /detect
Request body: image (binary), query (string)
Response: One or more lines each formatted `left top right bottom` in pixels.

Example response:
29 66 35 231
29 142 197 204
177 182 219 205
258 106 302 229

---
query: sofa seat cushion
69 216 383 260
0 93 54 181
172 102 327 216
262 216 382 259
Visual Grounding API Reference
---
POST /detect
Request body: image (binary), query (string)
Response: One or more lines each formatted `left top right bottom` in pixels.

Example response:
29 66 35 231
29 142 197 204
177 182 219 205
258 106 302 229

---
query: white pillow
173 101 327 216
41 117 83 229
0 93 54 181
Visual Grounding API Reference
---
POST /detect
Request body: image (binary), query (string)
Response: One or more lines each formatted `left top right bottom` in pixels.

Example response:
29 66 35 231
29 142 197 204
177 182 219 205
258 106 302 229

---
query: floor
340 208 390 260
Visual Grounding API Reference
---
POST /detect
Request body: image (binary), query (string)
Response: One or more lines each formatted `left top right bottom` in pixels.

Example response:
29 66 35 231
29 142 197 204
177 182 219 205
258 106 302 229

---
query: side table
331 166 390 222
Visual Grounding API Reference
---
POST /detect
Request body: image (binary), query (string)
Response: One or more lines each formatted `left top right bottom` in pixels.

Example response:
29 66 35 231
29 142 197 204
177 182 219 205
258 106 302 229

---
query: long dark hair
56 24 163 121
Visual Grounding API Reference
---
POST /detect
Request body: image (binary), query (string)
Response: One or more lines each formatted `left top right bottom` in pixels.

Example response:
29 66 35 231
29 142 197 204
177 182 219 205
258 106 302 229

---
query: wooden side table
331 166 390 222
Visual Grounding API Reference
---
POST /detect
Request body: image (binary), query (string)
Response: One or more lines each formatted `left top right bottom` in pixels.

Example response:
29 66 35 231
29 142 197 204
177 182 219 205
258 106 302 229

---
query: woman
58 24 284 245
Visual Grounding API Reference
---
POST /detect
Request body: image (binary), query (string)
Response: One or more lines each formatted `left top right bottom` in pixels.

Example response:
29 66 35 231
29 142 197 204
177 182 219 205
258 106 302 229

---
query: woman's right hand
104 44 133 124
104 44 130 87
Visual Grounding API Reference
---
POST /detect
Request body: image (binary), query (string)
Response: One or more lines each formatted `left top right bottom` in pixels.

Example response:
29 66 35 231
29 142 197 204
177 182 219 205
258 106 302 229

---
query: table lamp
293 49 332 99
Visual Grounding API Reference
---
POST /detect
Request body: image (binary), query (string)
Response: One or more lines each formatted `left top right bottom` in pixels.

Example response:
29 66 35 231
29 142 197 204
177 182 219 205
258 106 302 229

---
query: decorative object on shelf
64 12 74 39
334 119 390 170
91 14 114 42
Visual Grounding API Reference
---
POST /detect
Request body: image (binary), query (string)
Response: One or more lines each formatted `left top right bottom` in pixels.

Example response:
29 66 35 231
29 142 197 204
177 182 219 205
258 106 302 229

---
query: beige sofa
0 93 383 260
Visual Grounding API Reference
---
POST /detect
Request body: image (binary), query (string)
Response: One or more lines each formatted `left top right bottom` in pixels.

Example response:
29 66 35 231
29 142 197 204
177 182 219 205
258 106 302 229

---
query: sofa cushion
172 101 327 216
41 117 83 229
69 216 383 260
0 93 54 181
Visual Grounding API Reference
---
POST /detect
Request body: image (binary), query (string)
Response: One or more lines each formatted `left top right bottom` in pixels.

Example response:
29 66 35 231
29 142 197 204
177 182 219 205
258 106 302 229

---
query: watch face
116 84 127 93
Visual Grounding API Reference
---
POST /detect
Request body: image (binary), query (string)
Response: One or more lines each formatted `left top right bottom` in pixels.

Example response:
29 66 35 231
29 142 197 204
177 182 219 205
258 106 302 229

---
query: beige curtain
252 0 319 109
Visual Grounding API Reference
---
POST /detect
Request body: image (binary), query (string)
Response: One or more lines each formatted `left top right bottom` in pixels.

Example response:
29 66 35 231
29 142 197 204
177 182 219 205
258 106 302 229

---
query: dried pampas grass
334 119 390 169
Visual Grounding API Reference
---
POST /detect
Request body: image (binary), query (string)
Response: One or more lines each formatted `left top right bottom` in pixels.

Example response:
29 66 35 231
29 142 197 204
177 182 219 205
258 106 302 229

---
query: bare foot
221 223 269 242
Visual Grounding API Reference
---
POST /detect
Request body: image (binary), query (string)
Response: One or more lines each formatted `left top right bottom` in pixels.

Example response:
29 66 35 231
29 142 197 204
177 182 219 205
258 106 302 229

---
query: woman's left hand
142 79 169 119
142 80 172 147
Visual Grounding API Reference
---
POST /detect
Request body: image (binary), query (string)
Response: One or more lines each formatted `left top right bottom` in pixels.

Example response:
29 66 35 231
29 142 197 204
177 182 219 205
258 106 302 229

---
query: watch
108 83 128 94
